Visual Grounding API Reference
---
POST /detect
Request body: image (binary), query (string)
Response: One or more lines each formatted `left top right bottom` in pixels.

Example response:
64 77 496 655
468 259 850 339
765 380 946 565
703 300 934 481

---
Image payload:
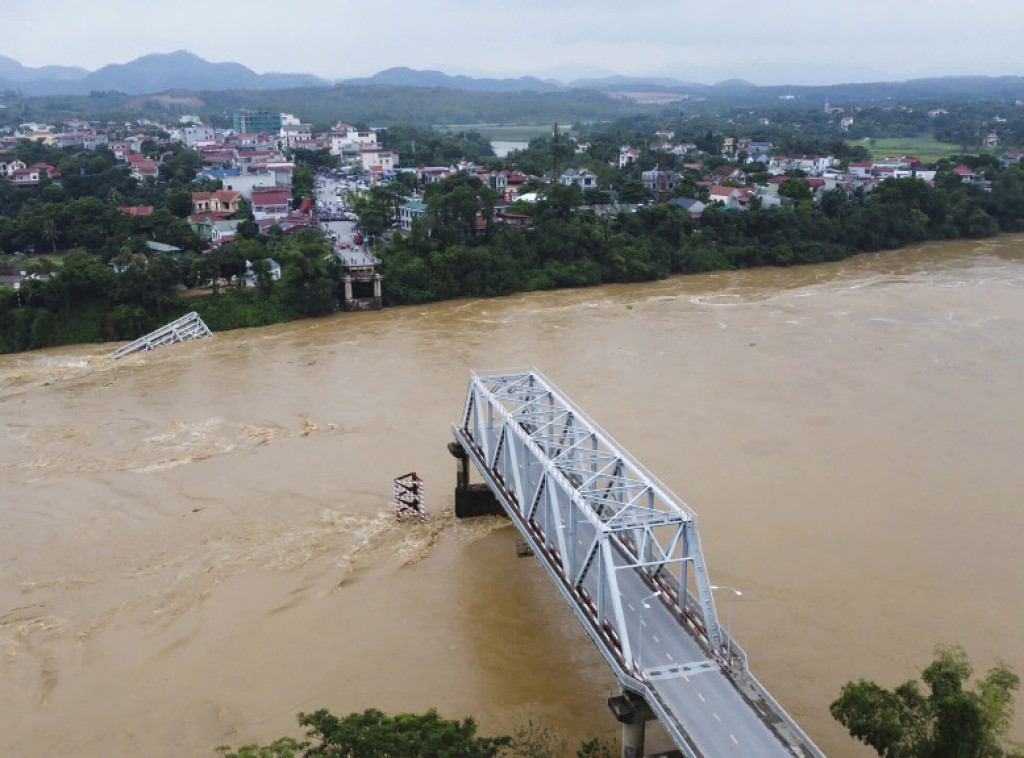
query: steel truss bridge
452 370 826 758
113 311 212 359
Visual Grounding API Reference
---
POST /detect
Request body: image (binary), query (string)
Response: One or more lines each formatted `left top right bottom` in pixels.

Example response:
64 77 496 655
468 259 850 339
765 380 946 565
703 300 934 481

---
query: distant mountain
0 55 87 83
712 78 758 89
2 53 1024 106
0 51 327 95
341 67 561 93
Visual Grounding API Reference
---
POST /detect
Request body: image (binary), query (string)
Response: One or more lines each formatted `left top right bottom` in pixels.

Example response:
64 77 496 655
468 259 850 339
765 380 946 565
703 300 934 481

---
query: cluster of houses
3 108 1024 257
0 152 61 187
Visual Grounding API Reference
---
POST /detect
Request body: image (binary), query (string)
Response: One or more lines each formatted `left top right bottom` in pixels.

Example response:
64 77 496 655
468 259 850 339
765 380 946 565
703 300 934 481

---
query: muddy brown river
2 236 1023 757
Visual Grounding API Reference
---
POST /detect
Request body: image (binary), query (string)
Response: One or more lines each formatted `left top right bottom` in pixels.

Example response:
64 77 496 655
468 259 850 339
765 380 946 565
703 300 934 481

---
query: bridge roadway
453 370 822 758
550 496 795 758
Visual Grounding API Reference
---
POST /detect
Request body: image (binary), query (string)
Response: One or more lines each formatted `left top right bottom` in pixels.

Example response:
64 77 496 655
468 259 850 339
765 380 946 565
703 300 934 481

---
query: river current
2 236 1023 757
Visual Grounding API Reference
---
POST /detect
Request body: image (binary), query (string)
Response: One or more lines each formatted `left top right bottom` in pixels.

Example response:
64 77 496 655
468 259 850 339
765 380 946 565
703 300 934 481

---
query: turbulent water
2 236 1023 757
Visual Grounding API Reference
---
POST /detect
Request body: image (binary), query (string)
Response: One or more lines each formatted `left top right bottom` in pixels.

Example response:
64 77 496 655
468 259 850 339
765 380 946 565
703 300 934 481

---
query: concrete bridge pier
447 441 503 518
608 692 656 758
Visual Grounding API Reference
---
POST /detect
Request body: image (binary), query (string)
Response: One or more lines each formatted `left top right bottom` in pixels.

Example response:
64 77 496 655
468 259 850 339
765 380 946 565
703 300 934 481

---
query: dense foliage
216 707 613 758
0 230 340 354
375 163 1024 307
831 645 1022 758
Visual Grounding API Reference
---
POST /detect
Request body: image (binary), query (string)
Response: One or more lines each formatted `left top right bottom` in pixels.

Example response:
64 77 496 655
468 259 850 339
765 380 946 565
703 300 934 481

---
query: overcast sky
6 0 1022 86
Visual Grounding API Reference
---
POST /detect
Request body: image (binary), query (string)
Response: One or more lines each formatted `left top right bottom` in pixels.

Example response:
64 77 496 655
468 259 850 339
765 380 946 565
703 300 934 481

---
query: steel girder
454 370 727 672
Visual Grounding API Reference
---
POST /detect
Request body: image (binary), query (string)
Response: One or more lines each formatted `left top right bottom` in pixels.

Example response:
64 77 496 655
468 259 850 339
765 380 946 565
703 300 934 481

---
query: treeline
377 164 1024 306
0 140 203 256
0 230 340 354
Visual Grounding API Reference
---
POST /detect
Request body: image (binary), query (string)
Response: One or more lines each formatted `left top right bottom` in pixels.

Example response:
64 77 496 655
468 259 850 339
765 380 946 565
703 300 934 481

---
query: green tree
298 708 509 758
830 645 1023 758
217 737 306 758
167 189 193 218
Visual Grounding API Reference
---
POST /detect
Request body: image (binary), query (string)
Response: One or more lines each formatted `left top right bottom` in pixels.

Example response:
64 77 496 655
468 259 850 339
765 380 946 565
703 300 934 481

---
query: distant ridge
0 53 1023 104
0 51 326 95
342 66 561 93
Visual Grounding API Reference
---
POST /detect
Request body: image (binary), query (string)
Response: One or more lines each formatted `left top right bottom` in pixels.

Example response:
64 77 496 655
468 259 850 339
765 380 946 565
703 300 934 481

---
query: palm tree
40 219 59 253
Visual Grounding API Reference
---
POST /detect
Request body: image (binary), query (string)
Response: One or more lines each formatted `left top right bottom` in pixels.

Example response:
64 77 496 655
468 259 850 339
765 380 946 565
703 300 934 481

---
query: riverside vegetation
3 124 1024 354
217 647 1021 758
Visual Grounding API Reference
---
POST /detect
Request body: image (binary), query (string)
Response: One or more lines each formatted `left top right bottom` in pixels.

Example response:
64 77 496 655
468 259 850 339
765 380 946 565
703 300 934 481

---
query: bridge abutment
608 693 655 758
447 442 504 518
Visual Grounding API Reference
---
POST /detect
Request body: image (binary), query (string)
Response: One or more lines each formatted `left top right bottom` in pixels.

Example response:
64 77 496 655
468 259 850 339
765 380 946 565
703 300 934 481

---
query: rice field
862 136 984 163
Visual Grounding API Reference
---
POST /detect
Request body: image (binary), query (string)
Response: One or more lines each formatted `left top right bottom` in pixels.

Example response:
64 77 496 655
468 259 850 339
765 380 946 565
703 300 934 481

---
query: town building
233 110 283 135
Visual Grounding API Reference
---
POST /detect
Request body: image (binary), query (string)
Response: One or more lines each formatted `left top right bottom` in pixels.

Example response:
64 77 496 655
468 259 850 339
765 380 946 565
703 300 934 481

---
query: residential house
708 185 755 210
191 190 243 215
999 152 1022 168
242 258 282 288
667 196 706 219
328 124 378 156
145 241 182 255
220 171 278 200
713 166 747 185
279 123 312 147
642 169 683 198
848 161 874 178
416 167 452 184
251 187 292 220
560 168 598 191
619 146 639 169
492 212 532 228
210 219 243 246
195 167 240 184
486 171 508 195
399 201 428 231
952 165 979 184
181 125 219 148
0 154 26 178
10 167 41 186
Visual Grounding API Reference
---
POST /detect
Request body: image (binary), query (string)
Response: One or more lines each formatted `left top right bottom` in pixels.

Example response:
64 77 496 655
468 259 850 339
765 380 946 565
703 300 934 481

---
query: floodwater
2 236 1023 758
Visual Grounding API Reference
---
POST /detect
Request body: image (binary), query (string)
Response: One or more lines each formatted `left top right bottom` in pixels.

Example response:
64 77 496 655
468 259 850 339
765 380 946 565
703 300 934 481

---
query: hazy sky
6 0 1022 85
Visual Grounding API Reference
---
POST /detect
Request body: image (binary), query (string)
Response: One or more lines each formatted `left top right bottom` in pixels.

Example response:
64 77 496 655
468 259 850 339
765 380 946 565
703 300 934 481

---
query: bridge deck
454 370 824 758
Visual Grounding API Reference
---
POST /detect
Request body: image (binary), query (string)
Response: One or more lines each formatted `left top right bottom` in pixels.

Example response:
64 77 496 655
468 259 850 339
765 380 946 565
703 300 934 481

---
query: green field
861 136 986 163
433 123 570 141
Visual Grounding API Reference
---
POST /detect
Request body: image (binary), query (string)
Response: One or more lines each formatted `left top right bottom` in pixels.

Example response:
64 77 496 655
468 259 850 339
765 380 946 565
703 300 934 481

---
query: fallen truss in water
113 311 212 359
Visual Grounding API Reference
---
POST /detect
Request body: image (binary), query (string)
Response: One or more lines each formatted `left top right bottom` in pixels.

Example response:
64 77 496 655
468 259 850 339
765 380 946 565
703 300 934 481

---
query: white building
329 125 378 156
560 168 597 190
360 147 398 173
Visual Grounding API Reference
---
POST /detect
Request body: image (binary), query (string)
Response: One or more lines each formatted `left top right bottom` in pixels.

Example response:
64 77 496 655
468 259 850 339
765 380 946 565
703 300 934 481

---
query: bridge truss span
453 369 827 758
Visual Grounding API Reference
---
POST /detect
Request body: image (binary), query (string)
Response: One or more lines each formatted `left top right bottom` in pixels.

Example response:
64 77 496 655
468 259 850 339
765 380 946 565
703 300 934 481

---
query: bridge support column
447 442 504 518
608 693 655 758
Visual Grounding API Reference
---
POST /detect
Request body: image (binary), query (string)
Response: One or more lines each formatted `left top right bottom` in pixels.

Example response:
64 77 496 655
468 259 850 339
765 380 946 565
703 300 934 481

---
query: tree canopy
830 645 1023 758
217 708 509 758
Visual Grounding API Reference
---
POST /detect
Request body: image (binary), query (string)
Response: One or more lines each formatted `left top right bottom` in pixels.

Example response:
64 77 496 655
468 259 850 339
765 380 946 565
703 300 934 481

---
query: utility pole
552 121 559 179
